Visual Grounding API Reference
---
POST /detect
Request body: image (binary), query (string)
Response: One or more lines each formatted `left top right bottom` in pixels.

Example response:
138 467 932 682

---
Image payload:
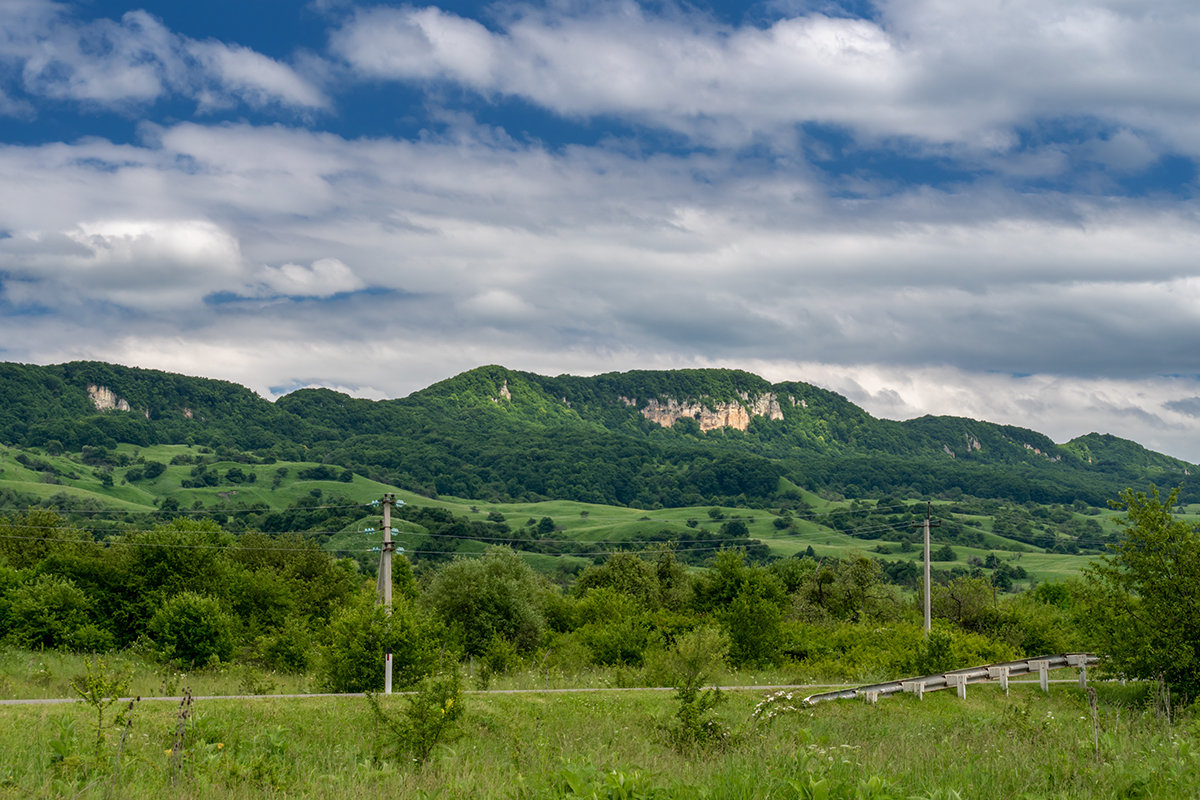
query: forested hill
1 360 1195 507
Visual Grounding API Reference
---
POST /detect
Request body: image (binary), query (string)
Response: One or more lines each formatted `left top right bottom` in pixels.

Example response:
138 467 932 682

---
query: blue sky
4 0 1200 462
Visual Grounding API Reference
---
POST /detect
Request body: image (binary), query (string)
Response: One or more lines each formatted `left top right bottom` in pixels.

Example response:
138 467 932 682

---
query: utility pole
377 493 395 693
913 502 941 637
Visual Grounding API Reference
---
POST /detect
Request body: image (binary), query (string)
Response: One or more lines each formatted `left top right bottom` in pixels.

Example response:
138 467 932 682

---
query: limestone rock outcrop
87 385 130 412
636 392 784 432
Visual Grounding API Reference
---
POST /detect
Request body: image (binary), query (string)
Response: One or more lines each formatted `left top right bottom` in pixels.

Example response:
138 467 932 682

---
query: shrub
661 627 730 753
254 617 313 673
366 671 464 766
720 579 784 667
6 574 97 650
425 547 547 656
315 598 438 692
148 592 235 667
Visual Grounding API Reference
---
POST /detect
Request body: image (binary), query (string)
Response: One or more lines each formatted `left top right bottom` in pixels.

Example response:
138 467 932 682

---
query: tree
1082 486 1200 696
424 547 548 655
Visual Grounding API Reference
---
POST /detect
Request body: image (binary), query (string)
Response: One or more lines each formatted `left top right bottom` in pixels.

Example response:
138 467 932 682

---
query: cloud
329 1 1200 161
254 257 365 298
1165 397 1200 419
459 289 535 323
0 2 324 113
0 218 245 309
3 120 1200 369
187 40 329 111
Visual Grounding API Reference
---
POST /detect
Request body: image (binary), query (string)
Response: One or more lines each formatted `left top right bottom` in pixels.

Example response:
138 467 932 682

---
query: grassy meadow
1 674 1195 799
0 440 1143 588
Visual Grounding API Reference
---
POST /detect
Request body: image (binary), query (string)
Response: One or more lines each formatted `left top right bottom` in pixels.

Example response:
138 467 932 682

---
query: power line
0 516 916 547
0 501 374 516
0 530 785 559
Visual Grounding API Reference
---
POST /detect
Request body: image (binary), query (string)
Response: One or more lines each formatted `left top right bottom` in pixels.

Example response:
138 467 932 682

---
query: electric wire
0 531 778 559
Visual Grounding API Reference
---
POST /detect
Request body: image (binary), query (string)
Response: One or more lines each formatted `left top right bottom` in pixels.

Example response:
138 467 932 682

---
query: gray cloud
2 121 1200 377
5 1 1200 463
1165 397 1200 418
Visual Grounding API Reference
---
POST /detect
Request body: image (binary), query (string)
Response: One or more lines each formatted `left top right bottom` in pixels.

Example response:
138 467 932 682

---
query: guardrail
803 653 1099 706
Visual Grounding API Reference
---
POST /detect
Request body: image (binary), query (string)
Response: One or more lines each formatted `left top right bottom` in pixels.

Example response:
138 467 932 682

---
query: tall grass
1 679 1197 799
0 649 310 701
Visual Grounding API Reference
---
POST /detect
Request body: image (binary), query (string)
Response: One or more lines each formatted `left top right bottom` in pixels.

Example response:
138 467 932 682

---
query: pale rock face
87 384 130 412
638 394 784 432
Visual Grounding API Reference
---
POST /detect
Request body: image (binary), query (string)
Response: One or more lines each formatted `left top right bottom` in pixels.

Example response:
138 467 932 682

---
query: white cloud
20 10 180 104
0 3 325 113
334 6 498 86
3 113 1200 455
330 1 1200 157
188 40 329 111
255 257 365 297
0 218 245 308
460 288 535 322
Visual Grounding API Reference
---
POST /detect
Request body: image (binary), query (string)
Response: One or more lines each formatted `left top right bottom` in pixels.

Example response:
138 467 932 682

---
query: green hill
0 361 1194 511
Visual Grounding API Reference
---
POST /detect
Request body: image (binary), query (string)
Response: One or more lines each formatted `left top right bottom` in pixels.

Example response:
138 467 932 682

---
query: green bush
254 617 313 673
6 574 98 651
315 598 438 692
574 586 655 666
424 547 548 656
661 626 730 753
720 578 784 667
147 592 235 667
365 671 464 765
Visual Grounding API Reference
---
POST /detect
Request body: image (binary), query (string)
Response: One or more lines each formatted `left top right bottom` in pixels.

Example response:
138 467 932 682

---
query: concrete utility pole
377 493 395 693
913 502 940 637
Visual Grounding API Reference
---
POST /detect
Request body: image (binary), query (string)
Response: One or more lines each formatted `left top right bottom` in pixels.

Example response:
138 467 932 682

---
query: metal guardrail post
987 666 1010 694
1029 660 1051 693
802 653 1098 706
1066 654 1089 688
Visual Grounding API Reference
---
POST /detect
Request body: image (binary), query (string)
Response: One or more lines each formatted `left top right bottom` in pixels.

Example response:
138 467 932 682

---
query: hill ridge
0 360 1194 507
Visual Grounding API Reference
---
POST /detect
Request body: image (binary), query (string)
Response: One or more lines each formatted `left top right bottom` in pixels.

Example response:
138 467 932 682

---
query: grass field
0 442 1117 585
1 671 1194 799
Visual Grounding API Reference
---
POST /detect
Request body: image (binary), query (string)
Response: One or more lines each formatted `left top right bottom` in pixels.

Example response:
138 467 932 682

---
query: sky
3 0 1200 462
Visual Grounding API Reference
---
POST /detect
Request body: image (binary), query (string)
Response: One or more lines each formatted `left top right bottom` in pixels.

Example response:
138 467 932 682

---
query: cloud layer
2 0 1200 463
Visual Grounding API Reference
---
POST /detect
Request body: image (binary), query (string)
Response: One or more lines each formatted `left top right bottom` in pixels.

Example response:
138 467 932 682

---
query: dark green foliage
575 552 663 609
147 592 235 667
423 547 549 656
695 550 787 666
1 360 1195 508
253 617 314 673
910 627 955 675
798 555 899 623
5 573 99 650
933 544 958 561
1081 486 1200 696
574 587 655 666
315 598 438 692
